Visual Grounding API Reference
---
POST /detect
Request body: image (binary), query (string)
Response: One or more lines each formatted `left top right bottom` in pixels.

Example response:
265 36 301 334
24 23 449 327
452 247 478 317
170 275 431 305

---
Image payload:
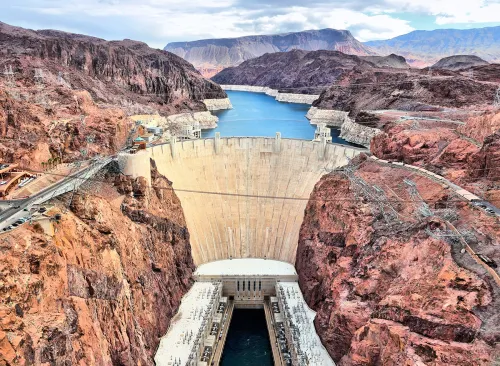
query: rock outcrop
360 54 410 69
314 69 498 114
212 49 376 92
0 21 226 114
370 113 499 201
431 55 489 71
0 162 195 365
0 21 227 168
166 28 375 73
339 118 381 147
203 98 233 111
167 111 219 129
296 156 500 365
306 107 350 126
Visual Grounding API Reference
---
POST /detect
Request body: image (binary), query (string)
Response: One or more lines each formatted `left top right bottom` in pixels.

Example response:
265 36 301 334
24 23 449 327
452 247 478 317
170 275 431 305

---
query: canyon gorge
0 19 499 366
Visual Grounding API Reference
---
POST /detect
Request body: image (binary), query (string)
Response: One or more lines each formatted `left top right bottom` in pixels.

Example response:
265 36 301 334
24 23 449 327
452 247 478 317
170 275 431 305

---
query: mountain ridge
365 26 500 66
165 28 375 77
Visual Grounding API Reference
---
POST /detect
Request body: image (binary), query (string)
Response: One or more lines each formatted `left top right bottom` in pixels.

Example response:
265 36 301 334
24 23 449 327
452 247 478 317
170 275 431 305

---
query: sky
2 0 500 49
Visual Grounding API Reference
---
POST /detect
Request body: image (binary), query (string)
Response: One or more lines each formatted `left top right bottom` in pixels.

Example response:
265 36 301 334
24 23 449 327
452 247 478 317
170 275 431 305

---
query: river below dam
202 90 356 145
220 309 273 366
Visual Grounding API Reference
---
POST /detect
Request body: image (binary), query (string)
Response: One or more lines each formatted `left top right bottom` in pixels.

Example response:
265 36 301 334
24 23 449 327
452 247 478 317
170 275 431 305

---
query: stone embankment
340 118 382 147
220 85 319 104
307 107 382 147
203 98 233 111
167 111 219 129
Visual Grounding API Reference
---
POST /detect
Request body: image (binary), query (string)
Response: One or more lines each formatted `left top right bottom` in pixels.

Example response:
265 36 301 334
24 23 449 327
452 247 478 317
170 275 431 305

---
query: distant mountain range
166 26 500 74
165 29 375 77
365 26 500 67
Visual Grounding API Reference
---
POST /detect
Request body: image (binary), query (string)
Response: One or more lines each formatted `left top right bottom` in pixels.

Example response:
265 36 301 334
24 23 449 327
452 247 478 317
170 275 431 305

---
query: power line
10 165 500 204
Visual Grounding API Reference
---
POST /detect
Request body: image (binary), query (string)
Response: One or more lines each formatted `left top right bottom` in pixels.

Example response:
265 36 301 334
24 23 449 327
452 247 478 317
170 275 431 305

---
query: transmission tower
3 65 19 100
404 178 433 218
342 163 401 225
34 68 48 106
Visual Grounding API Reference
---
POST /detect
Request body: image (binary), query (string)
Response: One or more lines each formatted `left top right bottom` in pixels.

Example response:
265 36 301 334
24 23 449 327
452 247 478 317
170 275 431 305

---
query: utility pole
494 86 500 108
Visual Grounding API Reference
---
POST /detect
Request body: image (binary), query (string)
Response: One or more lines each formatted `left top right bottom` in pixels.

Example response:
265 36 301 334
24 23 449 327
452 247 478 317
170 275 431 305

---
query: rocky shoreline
307 106 381 147
203 98 233 111
167 111 219 129
340 118 382 147
220 85 319 104
306 107 350 126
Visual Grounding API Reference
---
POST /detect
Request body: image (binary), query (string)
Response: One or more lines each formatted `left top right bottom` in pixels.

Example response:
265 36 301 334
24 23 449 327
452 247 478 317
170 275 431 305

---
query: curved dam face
148 137 363 265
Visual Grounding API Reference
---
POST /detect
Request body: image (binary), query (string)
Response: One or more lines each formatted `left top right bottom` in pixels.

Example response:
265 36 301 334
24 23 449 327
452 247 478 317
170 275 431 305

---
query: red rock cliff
0 162 195 365
296 156 499 365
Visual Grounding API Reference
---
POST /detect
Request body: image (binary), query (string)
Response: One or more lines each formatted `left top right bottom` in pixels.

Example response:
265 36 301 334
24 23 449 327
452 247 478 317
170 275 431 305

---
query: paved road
0 157 113 230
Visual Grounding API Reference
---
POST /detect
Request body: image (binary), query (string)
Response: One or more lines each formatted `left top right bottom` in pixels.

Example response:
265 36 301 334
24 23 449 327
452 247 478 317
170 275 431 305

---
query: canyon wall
0 21 226 113
0 163 195 365
296 156 500 365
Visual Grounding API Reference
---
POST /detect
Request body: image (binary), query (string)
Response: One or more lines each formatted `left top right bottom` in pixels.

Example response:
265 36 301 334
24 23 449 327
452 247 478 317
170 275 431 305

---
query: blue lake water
220 309 273 366
202 90 356 146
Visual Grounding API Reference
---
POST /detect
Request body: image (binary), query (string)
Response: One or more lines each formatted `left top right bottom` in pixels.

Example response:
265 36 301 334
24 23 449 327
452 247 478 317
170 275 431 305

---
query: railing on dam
145 136 365 266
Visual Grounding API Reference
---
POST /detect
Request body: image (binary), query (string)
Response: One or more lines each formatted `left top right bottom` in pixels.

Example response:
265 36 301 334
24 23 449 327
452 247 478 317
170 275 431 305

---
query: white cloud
385 0 500 24
4 0 500 49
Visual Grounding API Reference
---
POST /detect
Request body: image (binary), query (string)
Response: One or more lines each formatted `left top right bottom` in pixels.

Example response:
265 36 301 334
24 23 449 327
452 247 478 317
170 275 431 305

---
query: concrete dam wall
148 137 364 265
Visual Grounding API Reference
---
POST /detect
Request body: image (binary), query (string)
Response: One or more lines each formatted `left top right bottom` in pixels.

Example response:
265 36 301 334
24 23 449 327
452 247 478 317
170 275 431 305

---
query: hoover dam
123 135 364 265
119 135 364 365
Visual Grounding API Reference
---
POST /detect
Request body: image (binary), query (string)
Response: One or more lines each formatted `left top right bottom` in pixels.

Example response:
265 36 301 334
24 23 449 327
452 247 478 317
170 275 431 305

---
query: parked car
0 181 7 185
38 207 47 213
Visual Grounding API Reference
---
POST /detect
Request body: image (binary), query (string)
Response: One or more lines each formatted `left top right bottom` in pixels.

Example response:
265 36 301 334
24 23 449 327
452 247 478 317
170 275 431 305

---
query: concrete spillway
145 137 363 265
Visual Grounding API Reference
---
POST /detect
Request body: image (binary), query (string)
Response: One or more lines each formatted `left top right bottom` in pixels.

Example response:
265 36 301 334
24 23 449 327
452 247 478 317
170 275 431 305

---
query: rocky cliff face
313 68 497 114
370 113 499 202
360 54 410 69
0 88 131 169
0 21 226 113
0 21 226 168
212 49 378 92
165 28 375 74
365 26 500 67
296 156 500 365
431 55 489 71
0 162 195 365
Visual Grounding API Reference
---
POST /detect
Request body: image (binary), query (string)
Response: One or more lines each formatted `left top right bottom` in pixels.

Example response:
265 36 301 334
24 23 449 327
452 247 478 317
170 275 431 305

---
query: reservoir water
220 309 273 366
202 90 357 145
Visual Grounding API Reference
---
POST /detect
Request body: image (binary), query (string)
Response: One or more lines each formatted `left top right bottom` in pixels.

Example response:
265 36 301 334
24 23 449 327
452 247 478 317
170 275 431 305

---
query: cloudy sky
3 0 500 48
